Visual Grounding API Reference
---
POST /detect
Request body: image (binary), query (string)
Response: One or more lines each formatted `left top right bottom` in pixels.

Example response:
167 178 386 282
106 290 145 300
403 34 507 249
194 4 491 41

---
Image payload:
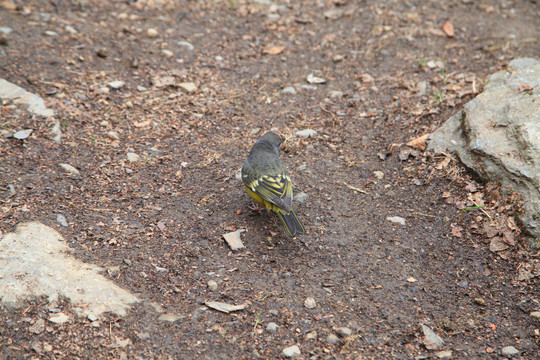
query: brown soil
1 0 539 359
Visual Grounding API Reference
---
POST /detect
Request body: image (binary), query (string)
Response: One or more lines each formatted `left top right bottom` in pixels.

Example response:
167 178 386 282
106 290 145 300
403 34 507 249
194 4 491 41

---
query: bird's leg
248 202 264 212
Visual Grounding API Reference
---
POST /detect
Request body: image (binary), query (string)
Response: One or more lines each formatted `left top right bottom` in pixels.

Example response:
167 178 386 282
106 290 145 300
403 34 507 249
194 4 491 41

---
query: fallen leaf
519 84 536 92
442 21 454 37
451 225 463 238
263 45 285 55
489 237 509 252
406 134 429 150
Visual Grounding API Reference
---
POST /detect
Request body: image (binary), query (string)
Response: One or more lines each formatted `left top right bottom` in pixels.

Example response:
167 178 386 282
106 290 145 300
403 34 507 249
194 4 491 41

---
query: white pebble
296 129 317 138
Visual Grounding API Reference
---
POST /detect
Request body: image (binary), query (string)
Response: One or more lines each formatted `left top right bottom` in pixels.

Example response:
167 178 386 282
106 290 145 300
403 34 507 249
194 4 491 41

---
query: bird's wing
244 173 293 212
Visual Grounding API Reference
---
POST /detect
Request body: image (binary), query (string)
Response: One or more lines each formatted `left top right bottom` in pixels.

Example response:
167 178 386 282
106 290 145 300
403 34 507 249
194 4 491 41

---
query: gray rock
531 311 540 319
501 346 519 356
60 163 80 175
126 152 140 163
427 58 540 245
266 322 278 333
207 280 218 291
56 214 68 227
0 27 13 35
0 222 139 316
0 79 55 117
326 333 340 345
421 324 444 349
282 345 301 358
337 327 353 337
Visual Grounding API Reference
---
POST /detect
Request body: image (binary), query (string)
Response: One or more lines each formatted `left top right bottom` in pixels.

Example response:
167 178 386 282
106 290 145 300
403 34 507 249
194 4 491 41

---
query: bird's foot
248 202 264 212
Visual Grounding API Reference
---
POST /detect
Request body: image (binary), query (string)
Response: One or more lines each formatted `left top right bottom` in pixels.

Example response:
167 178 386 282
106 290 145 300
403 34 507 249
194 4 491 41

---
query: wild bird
241 131 305 237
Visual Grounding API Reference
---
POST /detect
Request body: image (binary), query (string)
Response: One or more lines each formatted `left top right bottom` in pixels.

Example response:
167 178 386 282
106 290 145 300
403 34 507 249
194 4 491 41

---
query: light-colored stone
107 81 124 89
207 280 218 291
0 78 54 117
282 86 296 95
304 297 316 309
49 312 70 324
436 350 453 358
387 216 406 225
427 58 540 244
296 129 317 138
178 82 198 93
158 313 180 322
126 152 140 162
0 222 139 316
530 311 540 319
147 28 158 38
421 324 444 349
59 163 80 175
222 230 245 250
282 345 301 358
266 322 278 333
501 346 519 356
326 333 340 344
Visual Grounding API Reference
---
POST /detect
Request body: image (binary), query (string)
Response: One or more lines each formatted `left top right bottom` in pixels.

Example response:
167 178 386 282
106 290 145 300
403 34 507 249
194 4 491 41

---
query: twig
343 182 367 194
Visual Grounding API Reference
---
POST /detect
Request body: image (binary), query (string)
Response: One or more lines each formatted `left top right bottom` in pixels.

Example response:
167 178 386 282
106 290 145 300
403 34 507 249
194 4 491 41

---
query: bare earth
1 0 539 359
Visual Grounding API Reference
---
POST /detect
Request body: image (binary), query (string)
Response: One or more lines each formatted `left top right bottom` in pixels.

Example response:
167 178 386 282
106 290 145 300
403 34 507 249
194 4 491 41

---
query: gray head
251 131 282 156
256 131 282 147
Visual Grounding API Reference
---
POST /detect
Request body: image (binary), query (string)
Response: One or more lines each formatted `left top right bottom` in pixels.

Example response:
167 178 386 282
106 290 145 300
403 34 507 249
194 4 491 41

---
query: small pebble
59 163 80 175
474 298 485 306
282 345 301 358
137 85 147 92
107 131 120 140
177 40 194 50
501 346 519 356
304 297 316 309
305 331 317 340
337 327 352 337
108 81 124 89
387 216 406 225
65 25 77 34
266 322 278 333
56 214 68 227
207 280 218 291
123 259 132 266
100 120 109 127
296 129 317 138
436 350 453 359
530 311 540 319
250 128 261 135
373 171 384 179
44 30 58 36
329 90 343 99
158 313 180 322
178 82 198 93
126 152 140 162
307 74 326 84
162 49 174 58
326 333 340 345
147 28 158 38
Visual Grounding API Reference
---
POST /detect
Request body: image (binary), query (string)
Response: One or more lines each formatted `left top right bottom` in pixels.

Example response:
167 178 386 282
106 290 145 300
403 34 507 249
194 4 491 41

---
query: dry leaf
518 84 536 92
263 45 285 55
489 237 509 252
442 21 454 37
406 134 429 150
451 225 463 238
436 156 451 170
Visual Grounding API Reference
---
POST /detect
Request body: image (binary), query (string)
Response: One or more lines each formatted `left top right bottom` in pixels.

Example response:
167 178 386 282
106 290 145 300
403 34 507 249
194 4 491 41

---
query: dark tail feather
276 209 305 238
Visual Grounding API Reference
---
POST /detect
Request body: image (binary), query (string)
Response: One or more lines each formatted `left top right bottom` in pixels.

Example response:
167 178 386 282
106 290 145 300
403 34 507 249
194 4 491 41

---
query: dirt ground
1 0 539 359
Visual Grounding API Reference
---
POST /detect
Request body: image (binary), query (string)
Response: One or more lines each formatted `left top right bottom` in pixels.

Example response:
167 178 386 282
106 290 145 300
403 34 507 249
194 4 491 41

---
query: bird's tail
276 209 305 238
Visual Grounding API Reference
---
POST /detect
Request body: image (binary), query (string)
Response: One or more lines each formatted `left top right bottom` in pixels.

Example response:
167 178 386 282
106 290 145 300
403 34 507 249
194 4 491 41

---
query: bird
241 131 305 238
